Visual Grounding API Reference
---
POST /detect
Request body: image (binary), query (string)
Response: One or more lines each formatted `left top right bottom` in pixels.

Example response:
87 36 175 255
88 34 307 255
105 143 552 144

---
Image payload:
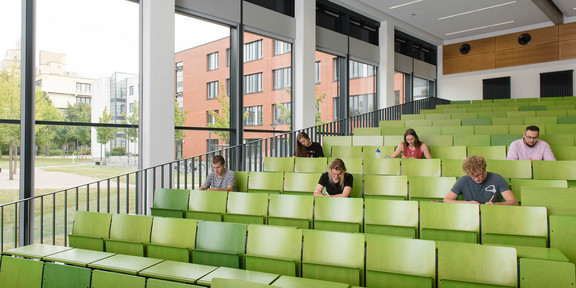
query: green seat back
401 158 441 177
429 146 467 159
557 116 576 124
383 135 404 146
461 117 491 126
91 270 146 288
263 157 294 172
106 214 153 256
379 120 405 127
151 188 190 218
364 158 400 175
330 146 362 158
510 179 568 203
362 146 395 159
0 256 44 288
69 211 112 251
433 119 461 126
294 158 327 173
148 217 198 262
363 175 407 200
268 194 314 228
467 146 506 160
245 225 303 276
546 123 576 134
405 119 432 127
467 107 492 113
425 113 451 119
451 112 477 119
454 135 491 146
147 278 204 288
365 234 435 288
224 192 269 225
485 159 532 179
415 127 442 136
364 199 418 238
438 242 517 287
381 127 411 136
537 110 567 117
519 258 576 288
440 126 473 136
420 135 453 146
314 197 363 233
551 146 576 160
522 187 576 216
194 221 247 268
352 136 383 146
533 160 576 180
402 114 426 120
508 110 536 117
301 230 365 286
524 116 557 126
539 134 575 146
420 201 480 243
491 134 522 146
42 262 91 288
353 127 381 136
550 215 576 264
474 125 508 135
481 205 548 247
247 172 284 194
271 275 349 288
492 117 524 125
283 172 321 195
322 136 352 156
185 189 228 221
441 159 465 177
235 171 249 192
327 157 362 174
211 278 280 288
408 176 456 201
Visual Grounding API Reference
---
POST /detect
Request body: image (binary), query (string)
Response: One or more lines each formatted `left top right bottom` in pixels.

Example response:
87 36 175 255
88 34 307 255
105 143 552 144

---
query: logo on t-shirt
485 185 496 194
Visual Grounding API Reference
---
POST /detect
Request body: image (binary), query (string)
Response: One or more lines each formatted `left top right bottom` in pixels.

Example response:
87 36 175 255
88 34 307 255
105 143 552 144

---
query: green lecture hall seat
365 234 436 288
147 217 198 262
532 160 576 185
485 159 532 179
432 119 461 126
419 201 480 243
271 275 349 288
245 224 303 276
195 266 279 286
490 134 522 147
401 158 441 177
539 134 575 146
267 194 314 229
105 213 154 256
330 145 362 158
321 136 352 156
509 178 568 204
408 176 457 202
474 125 508 135
185 189 228 221
42 262 92 288
453 135 491 146
415 126 442 136
68 211 112 251
381 126 411 136
364 199 418 238
379 120 405 127
262 157 294 172
461 117 491 126
437 241 517 288
402 114 426 120
139 260 217 285
508 110 536 118
90 269 146 288
313 196 364 233
467 145 507 160
146 278 205 288
211 278 280 288
492 117 524 125
247 171 284 194
0 255 44 288
419 135 453 146
301 229 365 286
550 215 576 264
193 221 248 269
224 191 269 224
524 116 557 126
235 171 249 192
522 187 576 216
481 205 548 247
353 127 381 136
440 159 465 177
383 134 404 146
42 247 115 268
557 115 576 124
294 157 327 173
282 172 321 195
440 126 473 136
364 158 401 175
405 119 432 127
352 135 383 146
328 157 362 174
519 258 576 288
551 146 576 160
150 188 190 218
425 113 450 119
429 146 467 159
363 175 408 200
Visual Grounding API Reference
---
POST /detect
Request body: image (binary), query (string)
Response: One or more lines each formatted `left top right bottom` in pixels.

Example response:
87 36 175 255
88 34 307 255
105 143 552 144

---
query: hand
467 200 480 205
484 201 494 205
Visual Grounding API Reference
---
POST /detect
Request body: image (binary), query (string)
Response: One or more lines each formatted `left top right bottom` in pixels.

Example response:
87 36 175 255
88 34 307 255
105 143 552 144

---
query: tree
0 69 20 179
36 92 65 156
174 98 187 143
95 107 117 164
122 101 139 163
206 83 247 145
65 102 91 157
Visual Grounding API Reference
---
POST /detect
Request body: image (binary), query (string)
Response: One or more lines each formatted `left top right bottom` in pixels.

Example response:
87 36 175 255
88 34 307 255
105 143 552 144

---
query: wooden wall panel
495 26 558 51
560 39 576 60
559 22 576 41
495 43 559 68
443 53 495 74
443 38 495 59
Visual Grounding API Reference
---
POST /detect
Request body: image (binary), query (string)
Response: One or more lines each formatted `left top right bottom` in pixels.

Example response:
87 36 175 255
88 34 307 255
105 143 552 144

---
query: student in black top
295 132 324 158
314 158 353 197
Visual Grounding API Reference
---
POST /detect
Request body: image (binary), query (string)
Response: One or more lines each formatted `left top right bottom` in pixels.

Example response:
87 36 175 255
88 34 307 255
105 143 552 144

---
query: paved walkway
0 168 102 190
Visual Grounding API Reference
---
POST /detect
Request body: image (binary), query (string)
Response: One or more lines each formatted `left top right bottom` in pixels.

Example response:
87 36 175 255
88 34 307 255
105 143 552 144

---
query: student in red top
295 132 324 158
389 128 432 159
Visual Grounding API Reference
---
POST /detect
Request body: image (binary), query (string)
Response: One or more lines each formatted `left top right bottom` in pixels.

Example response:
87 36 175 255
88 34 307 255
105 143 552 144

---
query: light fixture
390 0 423 10
438 1 517 20
445 21 514 36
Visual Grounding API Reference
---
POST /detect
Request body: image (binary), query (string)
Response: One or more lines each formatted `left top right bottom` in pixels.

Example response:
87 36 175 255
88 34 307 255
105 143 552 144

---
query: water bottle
375 149 381 159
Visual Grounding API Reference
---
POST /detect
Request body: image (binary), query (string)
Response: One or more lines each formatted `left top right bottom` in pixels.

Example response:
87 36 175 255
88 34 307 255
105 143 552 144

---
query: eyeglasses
524 135 538 140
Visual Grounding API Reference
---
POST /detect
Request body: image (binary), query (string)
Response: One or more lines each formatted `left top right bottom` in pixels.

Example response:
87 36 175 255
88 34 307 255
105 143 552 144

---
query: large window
273 102 291 124
349 60 375 79
207 110 218 125
273 67 291 90
207 52 219 71
244 72 263 94
315 61 321 84
273 40 291 56
244 39 263 62
244 105 263 126
207 81 219 99
413 76 434 101
348 60 376 117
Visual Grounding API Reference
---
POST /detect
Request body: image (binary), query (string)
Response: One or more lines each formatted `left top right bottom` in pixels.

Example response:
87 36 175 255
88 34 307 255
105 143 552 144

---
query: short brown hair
462 155 486 175
212 155 225 165
525 125 540 133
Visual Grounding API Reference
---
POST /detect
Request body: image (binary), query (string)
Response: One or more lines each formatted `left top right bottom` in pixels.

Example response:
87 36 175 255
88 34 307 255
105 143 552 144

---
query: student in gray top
443 155 518 206
199 155 236 191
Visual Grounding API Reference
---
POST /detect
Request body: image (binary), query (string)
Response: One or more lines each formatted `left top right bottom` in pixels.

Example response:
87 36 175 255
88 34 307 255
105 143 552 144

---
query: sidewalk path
0 168 103 190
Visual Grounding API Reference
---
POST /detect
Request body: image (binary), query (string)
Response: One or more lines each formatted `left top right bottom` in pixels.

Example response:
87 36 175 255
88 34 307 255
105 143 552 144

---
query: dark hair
296 132 311 157
403 129 422 150
212 155 225 165
525 125 540 133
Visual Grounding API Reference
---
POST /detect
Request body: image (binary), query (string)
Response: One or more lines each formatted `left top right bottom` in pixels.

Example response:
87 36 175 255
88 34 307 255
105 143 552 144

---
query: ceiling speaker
518 33 532 45
459 43 471 55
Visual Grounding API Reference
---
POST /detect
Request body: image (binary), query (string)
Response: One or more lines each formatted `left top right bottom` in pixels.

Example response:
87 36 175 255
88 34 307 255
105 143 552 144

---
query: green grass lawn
0 157 93 169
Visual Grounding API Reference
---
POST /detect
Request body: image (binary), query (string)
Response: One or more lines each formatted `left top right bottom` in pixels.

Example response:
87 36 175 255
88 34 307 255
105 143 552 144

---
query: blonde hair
462 155 487 175
328 158 348 188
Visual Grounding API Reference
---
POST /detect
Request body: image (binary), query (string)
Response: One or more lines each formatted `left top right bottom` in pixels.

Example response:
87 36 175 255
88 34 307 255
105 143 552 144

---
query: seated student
295 131 324 158
443 155 518 206
388 128 432 159
314 158 353 197
506 125 555 161
198 155 236 191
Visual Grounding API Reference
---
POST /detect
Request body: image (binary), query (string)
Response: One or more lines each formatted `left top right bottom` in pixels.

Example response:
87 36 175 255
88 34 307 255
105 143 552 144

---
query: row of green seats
4 212 576 287
425 105 576 113
377 121 576 131
398 116 576 126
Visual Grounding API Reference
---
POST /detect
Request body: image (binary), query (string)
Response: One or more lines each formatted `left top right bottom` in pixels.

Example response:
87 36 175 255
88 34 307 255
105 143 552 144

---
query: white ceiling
344 0 576 43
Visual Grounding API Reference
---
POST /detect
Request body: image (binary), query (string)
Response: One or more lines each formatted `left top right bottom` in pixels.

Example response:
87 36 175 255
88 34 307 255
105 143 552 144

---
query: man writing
443 155 518 206
199 155 236 191
506 125 555 160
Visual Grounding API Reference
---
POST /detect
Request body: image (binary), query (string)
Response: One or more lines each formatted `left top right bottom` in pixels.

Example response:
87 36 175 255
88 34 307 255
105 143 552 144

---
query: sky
0 0 229 79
